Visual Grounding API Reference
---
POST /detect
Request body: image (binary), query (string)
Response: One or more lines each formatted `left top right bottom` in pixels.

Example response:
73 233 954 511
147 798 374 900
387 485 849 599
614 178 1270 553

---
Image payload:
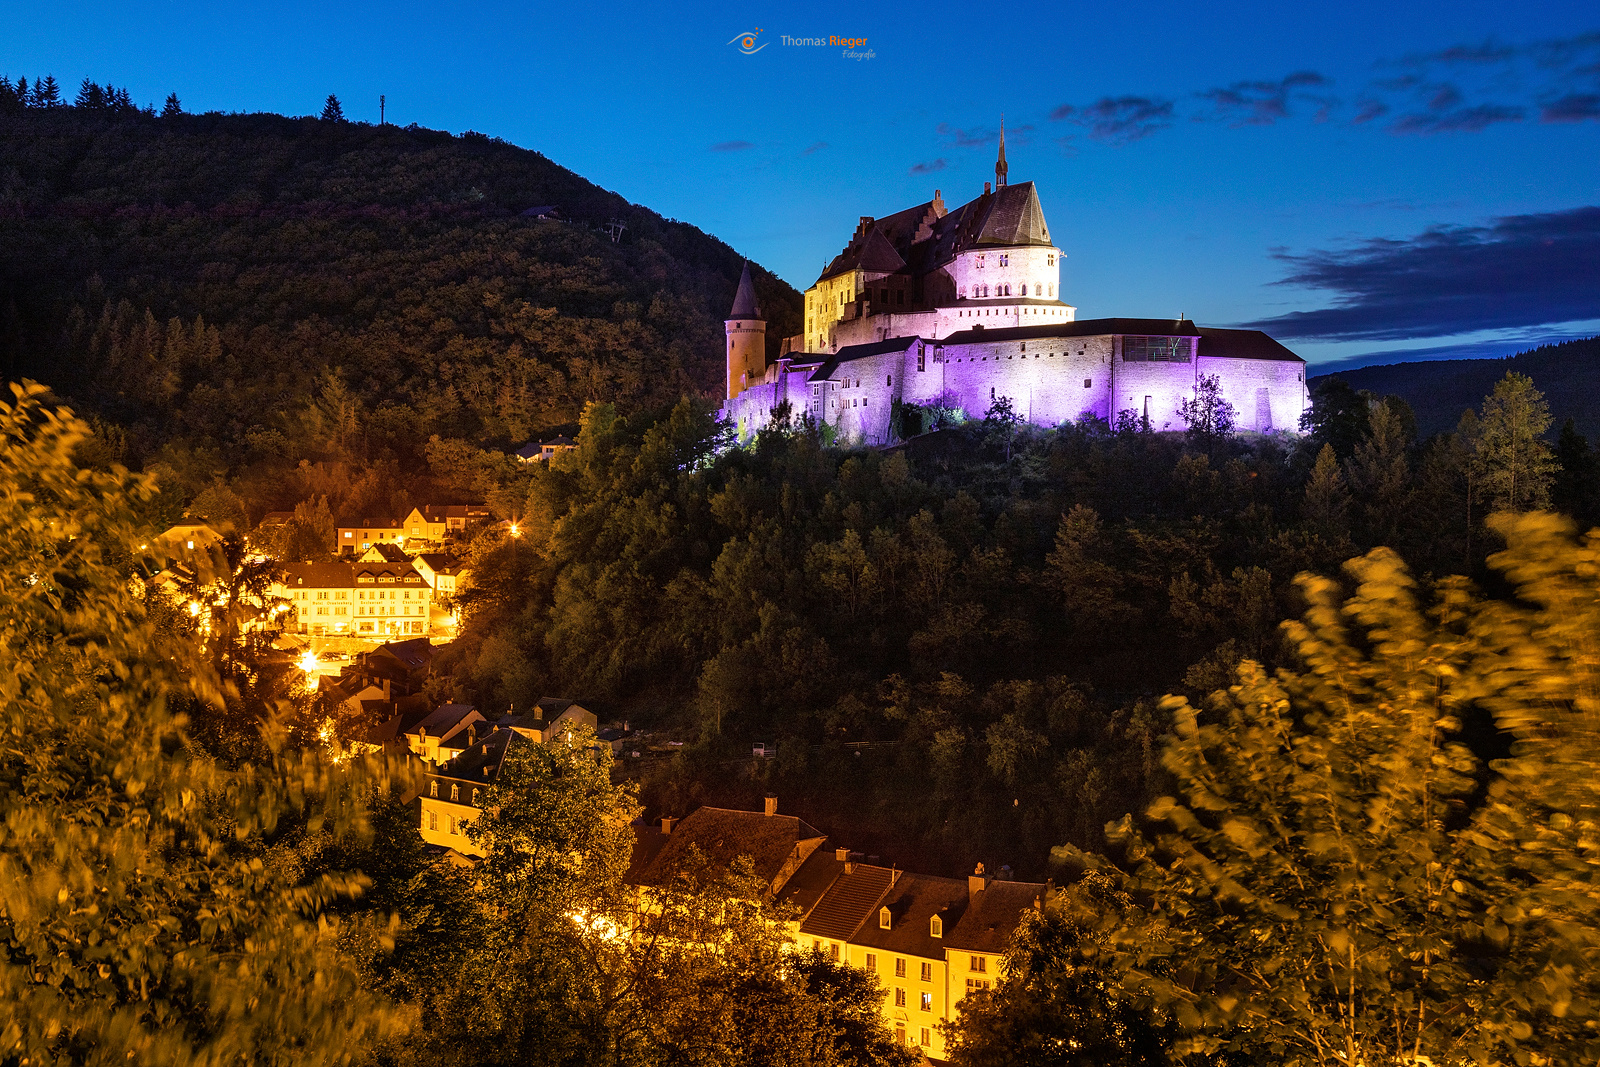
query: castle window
880 288 889 303
917 348 925 372
1085 378 1093 388
887 375 892 386
999 254 1008 266
1020 284 1028 296
896 290 904 305
976 254 985 268
1048 254 1055 266
1122 336 1193 363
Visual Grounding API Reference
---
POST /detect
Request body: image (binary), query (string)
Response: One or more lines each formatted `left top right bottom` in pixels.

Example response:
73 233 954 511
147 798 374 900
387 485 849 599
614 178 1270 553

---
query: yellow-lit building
274 560 433 637
336 516 405 555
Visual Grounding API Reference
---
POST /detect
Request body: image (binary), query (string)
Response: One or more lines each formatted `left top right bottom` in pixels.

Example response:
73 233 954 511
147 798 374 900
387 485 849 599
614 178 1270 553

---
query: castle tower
725 261 766 399
996 118 1008 188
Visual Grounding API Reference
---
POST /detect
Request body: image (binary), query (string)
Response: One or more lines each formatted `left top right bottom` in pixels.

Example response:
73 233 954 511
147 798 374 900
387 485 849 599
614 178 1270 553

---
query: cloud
1049 96 1176 143
1353 99 1390 123
711 140 754 152
936 122 996 148
1197 71 1332 126
1244 206 1600 341
1542 93 1600 122
1390 101 1525 133
909 158 948 174
802 141 829 155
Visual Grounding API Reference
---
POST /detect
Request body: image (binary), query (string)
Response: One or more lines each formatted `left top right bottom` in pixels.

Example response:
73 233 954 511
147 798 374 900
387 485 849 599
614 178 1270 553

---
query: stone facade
722 152 1308 444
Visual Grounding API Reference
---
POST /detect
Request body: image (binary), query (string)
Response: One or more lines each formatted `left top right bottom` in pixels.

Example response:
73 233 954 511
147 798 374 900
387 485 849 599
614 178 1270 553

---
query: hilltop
1313 336 1600 438
0 102 801 457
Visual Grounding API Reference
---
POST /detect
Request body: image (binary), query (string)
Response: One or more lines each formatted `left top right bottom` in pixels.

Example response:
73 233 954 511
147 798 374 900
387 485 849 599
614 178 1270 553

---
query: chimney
661 816 675 835
968 862 989 902
763 793 778 817
835 846 849 861
984 181 992 194
382 677 391 699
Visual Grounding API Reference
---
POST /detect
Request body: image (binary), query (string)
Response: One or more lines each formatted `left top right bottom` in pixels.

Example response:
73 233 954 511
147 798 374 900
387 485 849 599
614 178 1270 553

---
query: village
142 439 1043 1064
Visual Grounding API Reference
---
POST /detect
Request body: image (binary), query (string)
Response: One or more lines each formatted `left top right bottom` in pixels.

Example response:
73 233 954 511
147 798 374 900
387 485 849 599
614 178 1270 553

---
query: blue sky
3 0 1598 368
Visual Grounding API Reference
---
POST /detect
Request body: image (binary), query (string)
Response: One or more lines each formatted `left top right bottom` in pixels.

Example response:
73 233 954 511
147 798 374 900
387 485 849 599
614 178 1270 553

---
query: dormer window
429 782 438 798
880 907 891 930
450 784 459 801
930 914 943 938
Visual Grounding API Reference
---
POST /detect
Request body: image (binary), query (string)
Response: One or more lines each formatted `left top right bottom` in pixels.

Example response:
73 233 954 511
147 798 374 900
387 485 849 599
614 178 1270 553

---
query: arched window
429 782 437 798
879 906 891 930
930 914 943 938
450 783 459 802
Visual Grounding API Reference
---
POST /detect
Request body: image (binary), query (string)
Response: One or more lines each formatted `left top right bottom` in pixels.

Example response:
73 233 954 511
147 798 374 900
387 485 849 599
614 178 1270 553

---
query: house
401 504 491 543
359 542 411 563
519 205 562 220
336 516 405 555
405 703 487 764
273 561 433 637
420 726 517 856
629 796 1047 1060
413 552 469 601
153 522 224 553
515 436 578 463
344 638 438 697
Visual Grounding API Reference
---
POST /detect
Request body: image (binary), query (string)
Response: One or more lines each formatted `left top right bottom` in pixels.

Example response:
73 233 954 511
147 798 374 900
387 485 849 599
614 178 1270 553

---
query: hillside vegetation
0 101 800 466
1315 336 1600 438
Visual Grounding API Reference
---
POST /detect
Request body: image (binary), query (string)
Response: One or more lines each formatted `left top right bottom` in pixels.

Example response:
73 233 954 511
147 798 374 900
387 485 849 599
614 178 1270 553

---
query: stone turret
725 262 766 399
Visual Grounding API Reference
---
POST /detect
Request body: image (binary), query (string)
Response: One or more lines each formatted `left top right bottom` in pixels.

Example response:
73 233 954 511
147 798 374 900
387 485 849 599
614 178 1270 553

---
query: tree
1177 374 1235 454
1301 443 1350 544
74 77 105 109
282 493 336 561
1471 370 1558 513
1299 376 1371 458
984 394 1022 463
1552 418 1600 524
0 382 413 1065
944 874 1173 1067
1070 520 1600 1067
36 74 60 106
1344 398 1412 546
162 92 182 117
320 93 345 121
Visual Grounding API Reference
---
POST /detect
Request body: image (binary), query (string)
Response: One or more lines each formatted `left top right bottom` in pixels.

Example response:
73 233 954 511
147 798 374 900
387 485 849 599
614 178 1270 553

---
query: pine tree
1552 418 1600 524
74 77 103 109
1471 371 1558 513
1345 398 1412 546
320 93 345 121
161 91 182 117
1301 442 1351 543
36 74 60 106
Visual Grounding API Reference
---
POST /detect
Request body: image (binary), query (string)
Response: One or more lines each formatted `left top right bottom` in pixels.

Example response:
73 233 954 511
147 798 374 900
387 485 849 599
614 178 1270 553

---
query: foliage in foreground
1026 513 1600 1067
0 383 417 1064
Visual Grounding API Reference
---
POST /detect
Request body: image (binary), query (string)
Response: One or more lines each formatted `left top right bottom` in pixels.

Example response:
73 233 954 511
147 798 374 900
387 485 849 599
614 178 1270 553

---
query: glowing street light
298 649 321 673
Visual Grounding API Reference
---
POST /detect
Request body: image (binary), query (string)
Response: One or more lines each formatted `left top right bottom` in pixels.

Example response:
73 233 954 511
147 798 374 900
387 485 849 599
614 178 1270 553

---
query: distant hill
0 104 801 455
1313 337 1600 439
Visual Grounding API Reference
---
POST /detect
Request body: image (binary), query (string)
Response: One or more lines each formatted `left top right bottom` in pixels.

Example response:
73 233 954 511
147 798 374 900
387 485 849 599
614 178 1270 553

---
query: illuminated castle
721 127 1309 443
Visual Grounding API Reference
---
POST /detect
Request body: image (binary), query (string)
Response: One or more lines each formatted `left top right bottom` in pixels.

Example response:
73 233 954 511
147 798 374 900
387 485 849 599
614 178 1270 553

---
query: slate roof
1197 326 1306 363
849 873 972 960
797 863 897 941
366 703 437 745
776 848 849 922
946 880 1048 954
362 543 410 562
937 317 1202 346
371 637 436 671
729 262 763 319
808 336 922 382
280 561 427 588
410 703 480 742
818 182 1053 286
635 806 825 890
433 726 516 784
515 442 542 460
626 822 669 884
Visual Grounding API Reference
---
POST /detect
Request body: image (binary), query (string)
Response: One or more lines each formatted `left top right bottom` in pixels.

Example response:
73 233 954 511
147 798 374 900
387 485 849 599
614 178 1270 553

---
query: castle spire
996 116 1008 188
729 261 762 319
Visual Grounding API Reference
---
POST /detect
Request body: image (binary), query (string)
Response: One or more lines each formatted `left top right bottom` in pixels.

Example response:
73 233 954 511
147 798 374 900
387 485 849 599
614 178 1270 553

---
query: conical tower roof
729 262 763 319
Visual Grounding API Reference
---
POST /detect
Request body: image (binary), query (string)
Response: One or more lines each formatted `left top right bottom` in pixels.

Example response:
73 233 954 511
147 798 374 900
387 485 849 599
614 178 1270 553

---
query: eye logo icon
728 28 767 54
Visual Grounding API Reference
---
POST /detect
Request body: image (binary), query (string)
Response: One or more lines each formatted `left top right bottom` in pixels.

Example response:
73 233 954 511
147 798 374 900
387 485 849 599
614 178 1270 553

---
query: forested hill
1312 336 1600 439
0 102 801 454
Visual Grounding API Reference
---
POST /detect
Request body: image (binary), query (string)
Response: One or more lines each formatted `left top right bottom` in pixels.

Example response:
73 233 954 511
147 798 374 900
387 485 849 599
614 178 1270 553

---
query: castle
721 128 1309 443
